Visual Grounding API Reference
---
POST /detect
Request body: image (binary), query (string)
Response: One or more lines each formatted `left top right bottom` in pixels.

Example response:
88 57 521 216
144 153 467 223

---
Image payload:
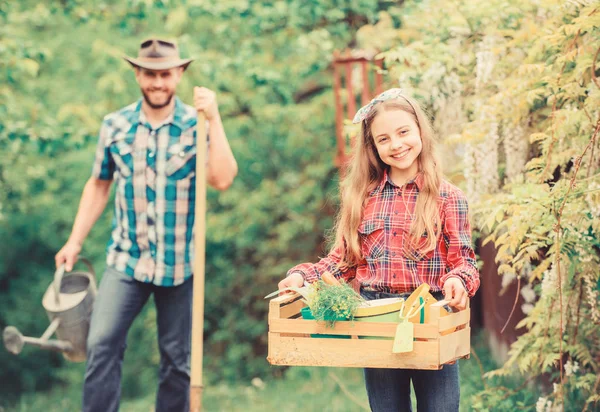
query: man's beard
141 89 174 109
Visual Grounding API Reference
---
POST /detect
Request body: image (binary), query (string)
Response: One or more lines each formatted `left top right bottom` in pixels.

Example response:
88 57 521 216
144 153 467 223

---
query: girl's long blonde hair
332 96 443 268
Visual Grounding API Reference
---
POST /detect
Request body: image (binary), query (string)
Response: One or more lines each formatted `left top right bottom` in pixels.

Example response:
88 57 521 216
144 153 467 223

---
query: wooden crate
267 293 471 370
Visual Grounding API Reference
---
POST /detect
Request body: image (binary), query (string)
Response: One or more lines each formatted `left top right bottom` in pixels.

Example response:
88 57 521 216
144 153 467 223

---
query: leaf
529 258 552 282
529 133 549 144
19 58 39 77
497 263 513 275
483 232 496 246
165 7 189 34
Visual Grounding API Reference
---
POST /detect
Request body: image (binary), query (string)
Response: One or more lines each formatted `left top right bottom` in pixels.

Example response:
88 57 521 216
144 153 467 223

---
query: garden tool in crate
2 257 97 362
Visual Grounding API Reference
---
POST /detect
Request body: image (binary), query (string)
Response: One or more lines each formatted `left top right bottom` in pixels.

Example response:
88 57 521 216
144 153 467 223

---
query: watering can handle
54 256 96 307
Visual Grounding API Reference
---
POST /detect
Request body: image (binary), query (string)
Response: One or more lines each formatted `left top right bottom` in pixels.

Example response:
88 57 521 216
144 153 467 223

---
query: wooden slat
438 327 471 364
269 294 301 321
361 60 370 105
438 309 470 331
268 331 280 362
268 300 280 321
269 318 440 339
345 62 356 119
279 299 305 319
333 59 346 167
267 333 441 369
429 300 442 324
271 292 302 305
374 59 383 95
332 51 378 64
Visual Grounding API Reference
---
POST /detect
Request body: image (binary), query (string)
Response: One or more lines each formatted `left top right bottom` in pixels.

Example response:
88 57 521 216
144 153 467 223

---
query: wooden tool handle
322 271 341 286
190 111 207 412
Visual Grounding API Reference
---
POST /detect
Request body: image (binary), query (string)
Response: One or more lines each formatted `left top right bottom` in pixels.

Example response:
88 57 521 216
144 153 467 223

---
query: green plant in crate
305 280 364 328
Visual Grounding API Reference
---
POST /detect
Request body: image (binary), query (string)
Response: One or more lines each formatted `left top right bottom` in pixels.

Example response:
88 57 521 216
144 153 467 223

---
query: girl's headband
352 88 417 124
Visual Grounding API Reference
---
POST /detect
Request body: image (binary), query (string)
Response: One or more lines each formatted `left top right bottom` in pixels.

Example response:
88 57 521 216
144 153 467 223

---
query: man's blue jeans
82 267 193 412
361 289 460 412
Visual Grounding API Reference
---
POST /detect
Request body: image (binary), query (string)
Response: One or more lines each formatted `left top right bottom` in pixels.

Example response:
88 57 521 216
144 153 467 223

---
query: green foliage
305 280 364 327
369 0 600 409
3 0 597 408
0 0 394 404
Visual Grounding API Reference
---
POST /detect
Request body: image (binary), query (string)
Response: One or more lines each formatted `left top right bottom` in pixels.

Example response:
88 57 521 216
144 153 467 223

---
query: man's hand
55 240 82 272
443 277 468 311
193 87 219 121
277 272 304 296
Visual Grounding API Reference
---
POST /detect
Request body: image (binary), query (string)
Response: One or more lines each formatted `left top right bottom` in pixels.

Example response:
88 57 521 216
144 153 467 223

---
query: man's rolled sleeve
439 190 480 297
91 121 115 180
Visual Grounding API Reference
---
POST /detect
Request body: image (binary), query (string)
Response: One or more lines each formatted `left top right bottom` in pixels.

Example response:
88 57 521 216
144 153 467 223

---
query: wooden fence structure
332 49 383 167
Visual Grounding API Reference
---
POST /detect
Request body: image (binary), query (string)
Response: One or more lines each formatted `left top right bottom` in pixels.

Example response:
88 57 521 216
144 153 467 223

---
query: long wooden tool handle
190 112 207 412
322 271 341 286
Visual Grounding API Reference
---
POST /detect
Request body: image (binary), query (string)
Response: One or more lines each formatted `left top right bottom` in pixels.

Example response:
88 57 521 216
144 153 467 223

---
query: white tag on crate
392 318 414 353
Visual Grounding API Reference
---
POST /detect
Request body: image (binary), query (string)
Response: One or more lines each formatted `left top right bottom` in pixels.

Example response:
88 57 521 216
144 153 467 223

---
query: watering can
2 257 97 362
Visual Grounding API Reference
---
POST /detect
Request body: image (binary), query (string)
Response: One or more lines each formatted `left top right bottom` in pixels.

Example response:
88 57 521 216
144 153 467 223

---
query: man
55 38 238 412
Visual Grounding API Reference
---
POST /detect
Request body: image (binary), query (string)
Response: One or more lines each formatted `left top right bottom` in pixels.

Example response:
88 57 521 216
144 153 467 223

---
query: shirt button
179 151 185 157
149 151 156 158
151 250 156 257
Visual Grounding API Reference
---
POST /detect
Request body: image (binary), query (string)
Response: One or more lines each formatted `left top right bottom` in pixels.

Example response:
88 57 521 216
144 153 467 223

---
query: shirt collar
136 97 186 130
376 168 425 192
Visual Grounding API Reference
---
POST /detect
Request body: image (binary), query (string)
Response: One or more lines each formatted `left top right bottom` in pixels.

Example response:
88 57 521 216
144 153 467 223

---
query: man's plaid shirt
92 97 207 286
288 171 480 297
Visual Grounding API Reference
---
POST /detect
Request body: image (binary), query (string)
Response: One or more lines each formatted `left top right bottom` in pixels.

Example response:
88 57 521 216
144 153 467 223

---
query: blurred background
1 0 599 411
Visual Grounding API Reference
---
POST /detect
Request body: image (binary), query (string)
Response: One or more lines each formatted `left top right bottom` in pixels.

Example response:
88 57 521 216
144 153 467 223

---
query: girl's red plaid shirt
287 170 480 297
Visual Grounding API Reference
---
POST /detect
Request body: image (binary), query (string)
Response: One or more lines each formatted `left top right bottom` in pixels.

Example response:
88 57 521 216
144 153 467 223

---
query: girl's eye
399 130 408 135
378 137 388 143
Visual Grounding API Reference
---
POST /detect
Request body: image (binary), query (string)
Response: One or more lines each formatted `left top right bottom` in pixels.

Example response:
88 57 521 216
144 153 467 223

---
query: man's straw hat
124 38 194 71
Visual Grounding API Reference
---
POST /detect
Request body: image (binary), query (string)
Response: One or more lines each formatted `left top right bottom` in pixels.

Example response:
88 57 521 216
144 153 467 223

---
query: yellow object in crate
403 283 441 324
354 283 452 324
354 297 405 320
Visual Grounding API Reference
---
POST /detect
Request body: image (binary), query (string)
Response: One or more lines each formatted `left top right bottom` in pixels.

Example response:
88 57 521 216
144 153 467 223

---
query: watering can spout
4 257 96 362
3 321 74 356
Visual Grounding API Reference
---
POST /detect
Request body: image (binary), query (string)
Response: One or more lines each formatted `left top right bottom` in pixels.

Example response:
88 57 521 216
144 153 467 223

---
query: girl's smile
391 148 411 160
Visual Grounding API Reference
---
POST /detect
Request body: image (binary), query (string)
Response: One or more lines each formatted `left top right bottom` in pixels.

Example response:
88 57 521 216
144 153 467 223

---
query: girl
279 88 480 411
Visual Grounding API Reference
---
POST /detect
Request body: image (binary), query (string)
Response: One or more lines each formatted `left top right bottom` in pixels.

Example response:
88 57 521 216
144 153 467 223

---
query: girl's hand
443 277 468 311
278 272 304 296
